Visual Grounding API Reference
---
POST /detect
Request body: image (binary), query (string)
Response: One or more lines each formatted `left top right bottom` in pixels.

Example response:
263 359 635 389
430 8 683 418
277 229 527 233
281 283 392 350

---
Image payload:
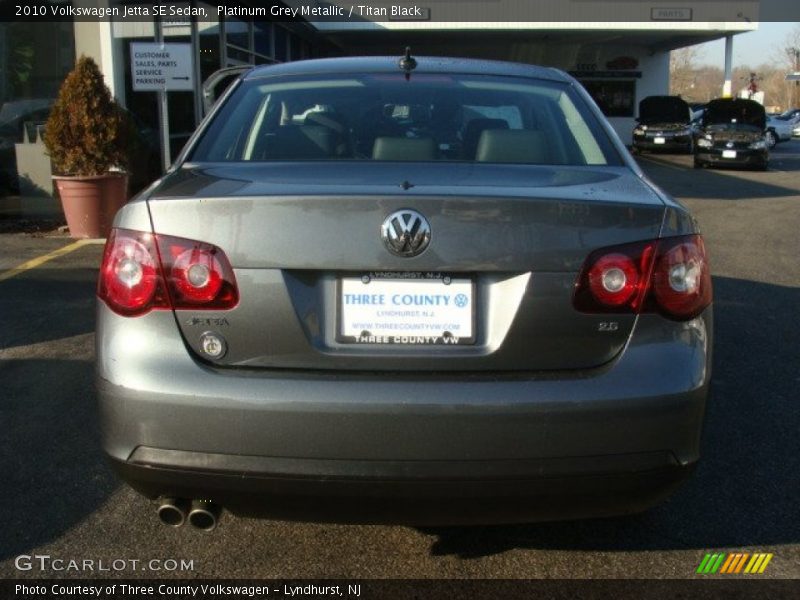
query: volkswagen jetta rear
96 57 712 526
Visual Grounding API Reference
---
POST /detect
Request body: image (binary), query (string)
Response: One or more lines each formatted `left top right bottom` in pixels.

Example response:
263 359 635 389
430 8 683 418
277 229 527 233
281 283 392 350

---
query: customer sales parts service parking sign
130 43 194 92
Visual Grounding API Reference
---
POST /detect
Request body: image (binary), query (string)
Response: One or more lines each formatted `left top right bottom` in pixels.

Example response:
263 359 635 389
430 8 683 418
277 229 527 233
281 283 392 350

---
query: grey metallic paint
99 57 711 523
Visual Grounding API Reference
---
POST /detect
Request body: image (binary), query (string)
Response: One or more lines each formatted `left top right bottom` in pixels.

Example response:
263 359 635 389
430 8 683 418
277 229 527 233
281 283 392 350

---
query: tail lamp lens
170 248 225 303
98 230 166 315
587 253 640 307
574 235 711 320
652 237 712 319
98 229 238 316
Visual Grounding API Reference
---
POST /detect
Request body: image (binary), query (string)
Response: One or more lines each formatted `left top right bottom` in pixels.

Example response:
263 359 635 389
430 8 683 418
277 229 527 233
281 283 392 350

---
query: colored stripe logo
696 552 773 574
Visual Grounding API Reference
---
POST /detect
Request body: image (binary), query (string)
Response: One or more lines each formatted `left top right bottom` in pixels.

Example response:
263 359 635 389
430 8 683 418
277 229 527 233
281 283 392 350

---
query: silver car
96 56 713 530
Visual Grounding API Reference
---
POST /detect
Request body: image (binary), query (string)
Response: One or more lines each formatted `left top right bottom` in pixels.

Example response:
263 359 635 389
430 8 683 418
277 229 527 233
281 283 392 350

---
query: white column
722 34 733 98
72 2 125 105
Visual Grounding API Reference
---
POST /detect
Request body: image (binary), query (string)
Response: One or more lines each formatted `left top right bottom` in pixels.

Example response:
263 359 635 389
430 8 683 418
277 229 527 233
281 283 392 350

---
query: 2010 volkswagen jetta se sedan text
96 56 712 529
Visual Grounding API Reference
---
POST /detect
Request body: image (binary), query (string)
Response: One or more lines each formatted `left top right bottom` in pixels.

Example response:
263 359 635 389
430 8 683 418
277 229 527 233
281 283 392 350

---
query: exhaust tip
188 499 220 531
157 498 188 527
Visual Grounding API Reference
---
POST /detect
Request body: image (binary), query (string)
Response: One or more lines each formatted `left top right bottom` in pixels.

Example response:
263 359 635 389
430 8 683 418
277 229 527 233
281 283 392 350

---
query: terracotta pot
53 173 129 239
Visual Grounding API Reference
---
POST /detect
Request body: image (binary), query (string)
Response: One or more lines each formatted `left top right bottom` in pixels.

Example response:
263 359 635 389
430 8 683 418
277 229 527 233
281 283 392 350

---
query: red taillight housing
650 237 712 319
157 238 238 309
574 235 711 320
98 228 238 316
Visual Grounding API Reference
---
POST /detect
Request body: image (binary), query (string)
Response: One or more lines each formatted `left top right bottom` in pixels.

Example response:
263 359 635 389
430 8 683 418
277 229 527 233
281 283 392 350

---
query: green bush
43 55 134 176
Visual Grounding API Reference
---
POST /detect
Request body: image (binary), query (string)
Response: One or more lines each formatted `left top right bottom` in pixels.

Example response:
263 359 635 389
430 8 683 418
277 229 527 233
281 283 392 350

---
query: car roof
243 56 571 83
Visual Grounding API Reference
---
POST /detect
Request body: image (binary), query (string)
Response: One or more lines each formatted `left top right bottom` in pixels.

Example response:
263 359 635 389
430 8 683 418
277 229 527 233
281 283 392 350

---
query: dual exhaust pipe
157 498 220 531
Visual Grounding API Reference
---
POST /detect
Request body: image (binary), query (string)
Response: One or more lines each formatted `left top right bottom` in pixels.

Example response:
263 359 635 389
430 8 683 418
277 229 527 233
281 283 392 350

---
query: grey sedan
96 56 712 529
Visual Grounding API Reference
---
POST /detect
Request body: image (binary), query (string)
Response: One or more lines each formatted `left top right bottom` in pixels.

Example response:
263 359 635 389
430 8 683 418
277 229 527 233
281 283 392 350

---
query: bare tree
670 46 704 99
777 23 800 67
772 23 800 108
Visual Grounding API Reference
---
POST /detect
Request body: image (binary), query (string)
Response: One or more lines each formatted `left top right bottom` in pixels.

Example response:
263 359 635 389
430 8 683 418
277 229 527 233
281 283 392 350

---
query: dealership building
0 0 761 196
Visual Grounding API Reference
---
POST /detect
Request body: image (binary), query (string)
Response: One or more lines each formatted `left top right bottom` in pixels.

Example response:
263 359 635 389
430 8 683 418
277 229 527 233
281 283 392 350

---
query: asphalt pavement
0 142 798 582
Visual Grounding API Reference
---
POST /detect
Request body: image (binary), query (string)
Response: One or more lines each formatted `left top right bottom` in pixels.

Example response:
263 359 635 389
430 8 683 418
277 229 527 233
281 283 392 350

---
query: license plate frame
337 273 476 345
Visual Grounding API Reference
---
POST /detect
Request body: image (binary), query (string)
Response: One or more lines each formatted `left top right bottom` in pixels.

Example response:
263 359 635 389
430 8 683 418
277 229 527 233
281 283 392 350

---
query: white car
766 110 800 147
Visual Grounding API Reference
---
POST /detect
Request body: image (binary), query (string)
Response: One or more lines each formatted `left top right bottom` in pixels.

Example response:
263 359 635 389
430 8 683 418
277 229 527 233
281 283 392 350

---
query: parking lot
1 141 798 581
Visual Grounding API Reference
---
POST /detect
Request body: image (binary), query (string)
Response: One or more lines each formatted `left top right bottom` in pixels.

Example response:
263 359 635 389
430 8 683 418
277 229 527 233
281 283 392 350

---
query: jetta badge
381 209 431 257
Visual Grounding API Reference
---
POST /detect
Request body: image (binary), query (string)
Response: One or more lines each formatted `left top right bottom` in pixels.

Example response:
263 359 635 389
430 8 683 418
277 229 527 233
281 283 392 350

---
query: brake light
156 238 238 309
574 235 711 320
651 237 712 319
98 228 238 316
98 230 169 315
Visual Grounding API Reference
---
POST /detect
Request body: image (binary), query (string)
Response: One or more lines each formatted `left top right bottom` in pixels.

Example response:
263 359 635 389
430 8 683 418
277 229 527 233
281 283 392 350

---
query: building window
289 33 301 61
0 22 75 196
225 17 249 52
274 26 288 62
580 80 636 118
253 21 272 58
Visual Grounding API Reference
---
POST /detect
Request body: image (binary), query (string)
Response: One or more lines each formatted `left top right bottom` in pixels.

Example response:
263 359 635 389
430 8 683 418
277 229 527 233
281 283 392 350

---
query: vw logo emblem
726 141 734 148
381 209 431 257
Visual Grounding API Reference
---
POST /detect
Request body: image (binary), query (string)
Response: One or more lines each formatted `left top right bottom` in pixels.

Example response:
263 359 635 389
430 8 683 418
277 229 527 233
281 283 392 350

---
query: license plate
722 149 737 159
339 275 474 344
654 137 666 144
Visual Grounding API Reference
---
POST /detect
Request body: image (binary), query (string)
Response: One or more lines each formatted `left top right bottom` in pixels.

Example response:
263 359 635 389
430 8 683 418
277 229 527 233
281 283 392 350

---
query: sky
695 22 799 69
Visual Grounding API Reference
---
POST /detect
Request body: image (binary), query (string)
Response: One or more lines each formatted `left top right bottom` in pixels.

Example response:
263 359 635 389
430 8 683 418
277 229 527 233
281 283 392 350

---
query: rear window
190 73 620 166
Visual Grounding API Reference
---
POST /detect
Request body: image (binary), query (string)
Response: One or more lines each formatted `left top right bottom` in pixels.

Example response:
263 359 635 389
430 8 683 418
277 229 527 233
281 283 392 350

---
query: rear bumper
111 451 694 524
96 304 712 523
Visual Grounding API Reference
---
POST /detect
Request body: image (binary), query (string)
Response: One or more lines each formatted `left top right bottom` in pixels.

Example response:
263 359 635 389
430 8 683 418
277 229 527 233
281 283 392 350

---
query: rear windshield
189 73 620 166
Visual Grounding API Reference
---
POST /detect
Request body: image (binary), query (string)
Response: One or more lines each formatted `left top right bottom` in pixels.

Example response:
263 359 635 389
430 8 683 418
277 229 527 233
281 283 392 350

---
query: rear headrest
372 137 437 161
463 118 509 157
475 129 550 164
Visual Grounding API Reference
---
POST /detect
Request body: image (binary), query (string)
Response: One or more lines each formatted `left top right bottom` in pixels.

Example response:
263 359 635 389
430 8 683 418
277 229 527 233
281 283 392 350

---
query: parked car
96 56 713 528
694 98 768 170
631 95 694 154
765 111 800 148
776 107 800 121
766 108 800 139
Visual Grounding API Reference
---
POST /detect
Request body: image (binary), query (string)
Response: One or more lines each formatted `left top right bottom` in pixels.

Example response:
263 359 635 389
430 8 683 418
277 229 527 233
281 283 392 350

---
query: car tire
765 130 777 149
693 158 704 169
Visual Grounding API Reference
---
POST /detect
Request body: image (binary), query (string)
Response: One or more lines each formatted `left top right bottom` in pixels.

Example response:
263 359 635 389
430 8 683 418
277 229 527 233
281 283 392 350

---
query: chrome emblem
381 209 431 257
726 141 734 148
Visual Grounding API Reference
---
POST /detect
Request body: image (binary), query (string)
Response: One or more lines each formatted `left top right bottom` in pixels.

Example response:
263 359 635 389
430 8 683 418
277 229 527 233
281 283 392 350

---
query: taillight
574 240 657 314
650 236 712 319
98 228 238 316
98 230 169 315
156 238 238 309
574 235 711 320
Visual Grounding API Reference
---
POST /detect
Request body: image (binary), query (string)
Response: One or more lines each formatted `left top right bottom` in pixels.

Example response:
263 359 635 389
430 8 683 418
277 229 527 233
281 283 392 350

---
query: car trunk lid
147 162 666 372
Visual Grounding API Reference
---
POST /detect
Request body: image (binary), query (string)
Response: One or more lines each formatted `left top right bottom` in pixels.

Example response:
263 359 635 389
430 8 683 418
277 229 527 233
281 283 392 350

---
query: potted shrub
43 55 134 238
